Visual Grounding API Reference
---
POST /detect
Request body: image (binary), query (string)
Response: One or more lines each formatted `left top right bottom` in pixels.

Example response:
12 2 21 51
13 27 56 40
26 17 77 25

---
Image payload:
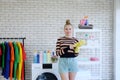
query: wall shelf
74 29 102 80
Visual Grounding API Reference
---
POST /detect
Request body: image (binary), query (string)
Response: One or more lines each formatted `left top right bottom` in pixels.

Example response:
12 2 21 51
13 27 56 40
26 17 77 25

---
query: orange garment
16 42 22 80
9 42 14 80
20 43 26 80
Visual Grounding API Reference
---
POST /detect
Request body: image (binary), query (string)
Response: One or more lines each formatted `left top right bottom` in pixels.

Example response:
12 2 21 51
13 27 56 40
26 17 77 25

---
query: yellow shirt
73 40 86 53
16 42 23 80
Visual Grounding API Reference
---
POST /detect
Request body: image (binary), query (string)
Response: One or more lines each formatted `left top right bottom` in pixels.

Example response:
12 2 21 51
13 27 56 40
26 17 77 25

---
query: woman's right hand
69 44 74 49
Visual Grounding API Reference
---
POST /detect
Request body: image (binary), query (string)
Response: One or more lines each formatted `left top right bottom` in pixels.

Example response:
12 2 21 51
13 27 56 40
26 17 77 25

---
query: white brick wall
0 0 113 80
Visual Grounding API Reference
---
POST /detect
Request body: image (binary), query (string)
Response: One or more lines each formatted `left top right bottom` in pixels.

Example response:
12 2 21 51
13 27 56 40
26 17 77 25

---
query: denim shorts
58 58 79 73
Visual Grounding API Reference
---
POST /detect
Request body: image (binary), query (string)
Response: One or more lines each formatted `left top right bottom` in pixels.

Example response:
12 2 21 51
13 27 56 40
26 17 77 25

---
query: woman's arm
56 39 61 56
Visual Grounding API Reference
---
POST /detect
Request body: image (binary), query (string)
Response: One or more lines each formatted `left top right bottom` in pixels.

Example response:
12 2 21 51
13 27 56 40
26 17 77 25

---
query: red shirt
20 43 26 80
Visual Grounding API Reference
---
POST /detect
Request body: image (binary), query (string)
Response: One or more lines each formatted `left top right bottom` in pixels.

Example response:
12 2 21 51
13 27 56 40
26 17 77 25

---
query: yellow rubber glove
73 40 86 53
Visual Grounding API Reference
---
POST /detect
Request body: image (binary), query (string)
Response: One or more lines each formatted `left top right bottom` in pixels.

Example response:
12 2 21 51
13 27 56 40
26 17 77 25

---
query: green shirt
1 42 5 69
13 42 19 63
13 42 19 80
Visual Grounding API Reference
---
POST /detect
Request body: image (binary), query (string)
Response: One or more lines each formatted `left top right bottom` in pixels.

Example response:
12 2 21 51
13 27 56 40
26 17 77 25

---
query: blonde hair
64 19 73 28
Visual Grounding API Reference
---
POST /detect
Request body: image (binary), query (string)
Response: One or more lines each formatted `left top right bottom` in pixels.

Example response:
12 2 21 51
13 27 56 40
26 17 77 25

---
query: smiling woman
56 19 79 80
64 20 73 37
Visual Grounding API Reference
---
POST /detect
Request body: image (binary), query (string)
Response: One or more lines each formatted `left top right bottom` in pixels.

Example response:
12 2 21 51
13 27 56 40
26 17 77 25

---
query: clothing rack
0 37 26 46
0 37 26 79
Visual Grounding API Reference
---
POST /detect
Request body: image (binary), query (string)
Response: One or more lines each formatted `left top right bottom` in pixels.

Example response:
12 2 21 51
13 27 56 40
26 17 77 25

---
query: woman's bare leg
60 73 69 80
69 72 77 80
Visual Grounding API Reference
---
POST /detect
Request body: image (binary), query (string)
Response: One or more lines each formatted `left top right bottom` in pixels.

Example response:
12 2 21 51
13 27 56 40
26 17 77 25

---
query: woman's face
64 25 73 36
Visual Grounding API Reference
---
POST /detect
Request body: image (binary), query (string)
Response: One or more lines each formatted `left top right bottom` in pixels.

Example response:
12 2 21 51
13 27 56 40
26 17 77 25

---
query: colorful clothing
9 42 15 80
1 42 5 76
20 43 26 80
13 42 19 80
0 41 26 80
4 42 10 79
0 44 2 67
16 42 23 80
1 42 5 69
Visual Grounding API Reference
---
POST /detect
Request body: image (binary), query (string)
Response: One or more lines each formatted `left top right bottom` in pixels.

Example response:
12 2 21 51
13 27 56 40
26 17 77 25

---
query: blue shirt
3 42 10 79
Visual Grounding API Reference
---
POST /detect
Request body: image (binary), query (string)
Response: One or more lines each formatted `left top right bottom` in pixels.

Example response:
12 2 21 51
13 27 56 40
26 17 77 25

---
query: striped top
56 36 79 58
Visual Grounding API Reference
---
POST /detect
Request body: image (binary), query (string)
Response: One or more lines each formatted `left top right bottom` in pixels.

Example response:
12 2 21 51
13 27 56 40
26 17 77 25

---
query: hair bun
66 19 71 25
